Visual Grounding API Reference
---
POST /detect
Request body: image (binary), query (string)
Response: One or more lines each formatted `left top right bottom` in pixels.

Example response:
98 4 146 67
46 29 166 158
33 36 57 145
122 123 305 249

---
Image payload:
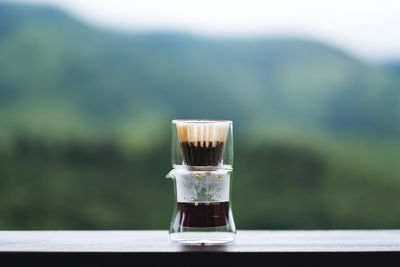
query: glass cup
171 120 233 168
167 120 236 244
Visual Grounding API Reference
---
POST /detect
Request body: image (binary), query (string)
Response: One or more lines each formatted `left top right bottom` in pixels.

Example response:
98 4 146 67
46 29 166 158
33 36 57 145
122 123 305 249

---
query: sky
11 0 400 61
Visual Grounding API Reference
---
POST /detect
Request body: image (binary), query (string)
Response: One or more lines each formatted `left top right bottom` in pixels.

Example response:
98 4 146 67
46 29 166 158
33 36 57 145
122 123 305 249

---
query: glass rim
171 164 233 172
172 119 232 124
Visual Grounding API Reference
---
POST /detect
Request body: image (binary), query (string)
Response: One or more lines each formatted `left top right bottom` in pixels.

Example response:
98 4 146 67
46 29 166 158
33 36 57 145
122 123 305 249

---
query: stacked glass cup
167 120 236 244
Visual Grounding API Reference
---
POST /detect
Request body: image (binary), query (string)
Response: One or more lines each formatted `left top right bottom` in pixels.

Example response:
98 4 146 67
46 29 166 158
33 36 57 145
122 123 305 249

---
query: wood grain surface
0 230 399 266
0 230 399 252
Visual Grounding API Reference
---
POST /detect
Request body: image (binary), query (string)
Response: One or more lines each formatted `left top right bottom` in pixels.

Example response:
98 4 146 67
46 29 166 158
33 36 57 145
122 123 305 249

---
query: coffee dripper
166 120 236 244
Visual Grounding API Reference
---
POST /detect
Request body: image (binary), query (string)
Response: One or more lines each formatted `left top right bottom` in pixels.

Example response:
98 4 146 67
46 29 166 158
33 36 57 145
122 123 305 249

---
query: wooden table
0 230 399 266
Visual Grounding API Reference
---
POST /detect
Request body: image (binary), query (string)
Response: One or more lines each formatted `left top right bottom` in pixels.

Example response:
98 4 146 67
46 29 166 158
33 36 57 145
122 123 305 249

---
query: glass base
170 232 236 244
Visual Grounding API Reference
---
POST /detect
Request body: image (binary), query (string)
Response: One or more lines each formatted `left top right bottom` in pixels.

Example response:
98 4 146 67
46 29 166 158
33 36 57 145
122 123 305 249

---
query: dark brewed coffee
177 201 229 227
180 141 224 166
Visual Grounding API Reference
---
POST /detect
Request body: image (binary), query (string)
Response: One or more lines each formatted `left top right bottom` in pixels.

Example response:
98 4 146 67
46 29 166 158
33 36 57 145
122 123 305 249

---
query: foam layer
175 122 229 147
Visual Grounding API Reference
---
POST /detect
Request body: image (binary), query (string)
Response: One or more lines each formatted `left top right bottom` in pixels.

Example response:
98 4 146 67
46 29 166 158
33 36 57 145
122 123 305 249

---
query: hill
0 3 400 230
1 3 400 142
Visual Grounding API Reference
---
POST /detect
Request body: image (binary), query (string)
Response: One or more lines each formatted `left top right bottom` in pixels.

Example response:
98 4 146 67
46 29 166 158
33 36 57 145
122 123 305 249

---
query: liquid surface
177 201 229 227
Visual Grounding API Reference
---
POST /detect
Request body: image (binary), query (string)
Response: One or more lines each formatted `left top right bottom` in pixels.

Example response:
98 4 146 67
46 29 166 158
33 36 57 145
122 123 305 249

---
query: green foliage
0 3 399 229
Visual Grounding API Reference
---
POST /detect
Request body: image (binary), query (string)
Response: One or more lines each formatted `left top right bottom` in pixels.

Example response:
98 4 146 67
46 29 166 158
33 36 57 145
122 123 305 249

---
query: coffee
177 201 229 228
180 141 224 166
169 120 236 243
175 122 229 166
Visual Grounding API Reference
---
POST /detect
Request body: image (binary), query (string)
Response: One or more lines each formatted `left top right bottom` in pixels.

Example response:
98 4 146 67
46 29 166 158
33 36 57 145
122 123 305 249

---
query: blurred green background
0 3 400 230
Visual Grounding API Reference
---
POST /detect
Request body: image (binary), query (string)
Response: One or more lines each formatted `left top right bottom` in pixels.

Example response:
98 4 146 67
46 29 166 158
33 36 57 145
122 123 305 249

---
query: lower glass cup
166 168 236 244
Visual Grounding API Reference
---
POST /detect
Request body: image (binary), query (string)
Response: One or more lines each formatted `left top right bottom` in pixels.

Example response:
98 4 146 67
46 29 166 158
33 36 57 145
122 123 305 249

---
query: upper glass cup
171 120 233 169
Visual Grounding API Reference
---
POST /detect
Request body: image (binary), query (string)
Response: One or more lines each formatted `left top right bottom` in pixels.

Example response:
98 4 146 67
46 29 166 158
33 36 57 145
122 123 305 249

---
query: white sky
11 0 400 61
